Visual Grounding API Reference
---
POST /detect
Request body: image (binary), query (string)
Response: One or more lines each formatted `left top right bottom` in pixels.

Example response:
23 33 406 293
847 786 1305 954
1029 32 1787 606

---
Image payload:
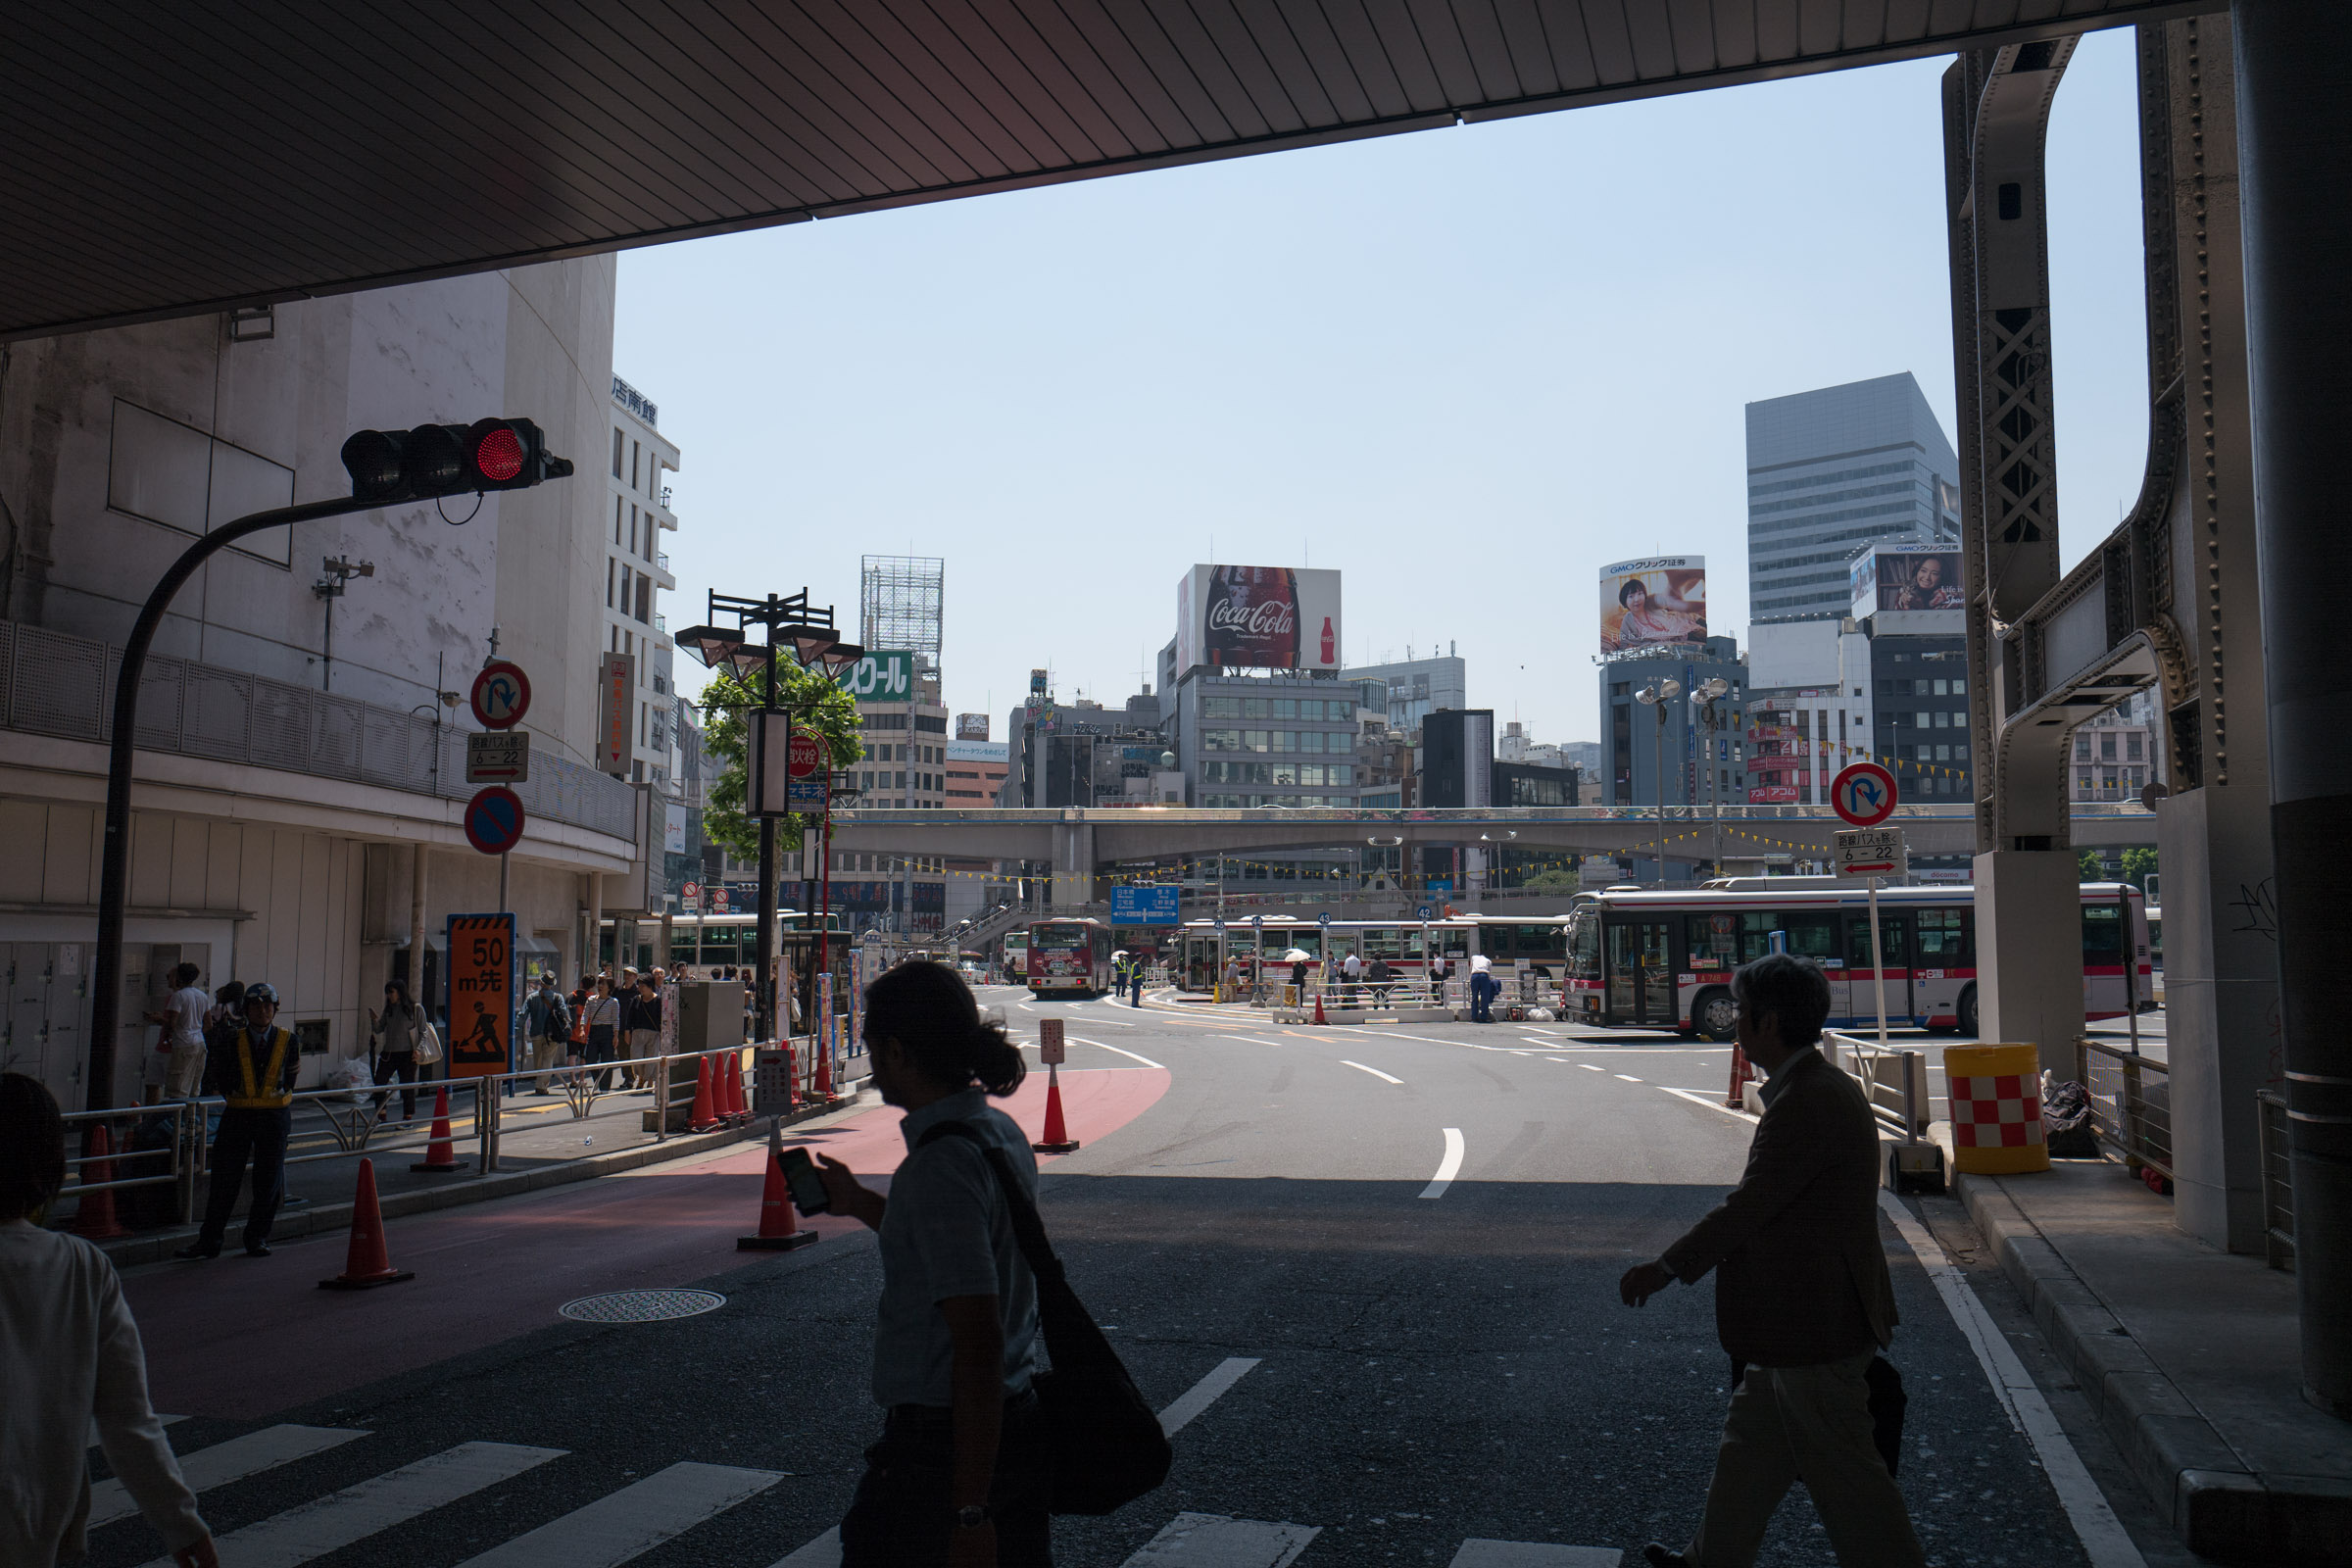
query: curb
1951 1168 2352 1564
100 1083 875 1270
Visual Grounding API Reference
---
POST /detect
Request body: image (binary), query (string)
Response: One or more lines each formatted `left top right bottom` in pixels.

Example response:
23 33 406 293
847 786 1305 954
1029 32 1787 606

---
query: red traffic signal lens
473 424 525 483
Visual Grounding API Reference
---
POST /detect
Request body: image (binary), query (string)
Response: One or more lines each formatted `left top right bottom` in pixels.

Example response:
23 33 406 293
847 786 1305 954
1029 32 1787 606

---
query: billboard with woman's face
1600 557 1707 655
1854 549 1964 616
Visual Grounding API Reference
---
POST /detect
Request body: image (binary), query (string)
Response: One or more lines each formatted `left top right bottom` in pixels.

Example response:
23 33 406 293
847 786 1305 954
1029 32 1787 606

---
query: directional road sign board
463 786 526 856
1830 761 1898 827
1835 827 1908 881
465 730 530 783
1110 885 1180 925
470 662 531 730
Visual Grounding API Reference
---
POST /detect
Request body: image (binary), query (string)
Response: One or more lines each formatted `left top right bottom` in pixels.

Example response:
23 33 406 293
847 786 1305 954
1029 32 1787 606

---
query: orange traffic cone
738 1118 818 1251
688 1057 719 1132
1725 1045 1753 1109
410 1086 461 1172
812 1032 836 1102
318 1158 415 1290
73 1123 127 1240
725 1054 750 1123
1032 1062 1080 1154
1312 990 1328 1025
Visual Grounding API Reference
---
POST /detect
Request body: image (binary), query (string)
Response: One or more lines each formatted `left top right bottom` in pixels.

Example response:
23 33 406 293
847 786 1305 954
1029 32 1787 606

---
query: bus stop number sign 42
1830 761 1898 827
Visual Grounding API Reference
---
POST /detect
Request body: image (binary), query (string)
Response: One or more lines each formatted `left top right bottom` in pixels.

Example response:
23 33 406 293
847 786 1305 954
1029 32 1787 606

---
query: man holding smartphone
815 961 1047 1568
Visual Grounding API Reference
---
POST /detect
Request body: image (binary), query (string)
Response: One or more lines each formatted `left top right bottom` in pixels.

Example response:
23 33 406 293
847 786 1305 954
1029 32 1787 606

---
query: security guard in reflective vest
176 982 300 1260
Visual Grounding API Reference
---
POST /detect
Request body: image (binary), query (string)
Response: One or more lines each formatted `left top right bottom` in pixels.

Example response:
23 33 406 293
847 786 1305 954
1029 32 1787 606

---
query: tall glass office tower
1745 373 1961 621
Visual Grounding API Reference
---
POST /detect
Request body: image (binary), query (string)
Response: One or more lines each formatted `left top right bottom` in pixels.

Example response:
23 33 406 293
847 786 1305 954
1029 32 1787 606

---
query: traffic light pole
87 495 390 1110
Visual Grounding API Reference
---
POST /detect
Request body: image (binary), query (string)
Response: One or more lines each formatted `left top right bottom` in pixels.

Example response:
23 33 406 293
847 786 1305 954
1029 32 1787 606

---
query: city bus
1170 914 1571 993
1561 882 2154 1040
1027 917 1116 996
1000 929 1029 985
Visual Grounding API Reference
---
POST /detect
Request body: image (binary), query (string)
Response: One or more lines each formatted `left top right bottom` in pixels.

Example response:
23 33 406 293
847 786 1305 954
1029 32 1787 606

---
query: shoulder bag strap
917 1119 1066 1286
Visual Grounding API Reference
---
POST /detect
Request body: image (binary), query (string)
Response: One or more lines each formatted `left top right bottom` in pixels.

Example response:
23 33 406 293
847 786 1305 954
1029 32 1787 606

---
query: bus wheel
1957 985 1979 1037
1695 989 1739 1043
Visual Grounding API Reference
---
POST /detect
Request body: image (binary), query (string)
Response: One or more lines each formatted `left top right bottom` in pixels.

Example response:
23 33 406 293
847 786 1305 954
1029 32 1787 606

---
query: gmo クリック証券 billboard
1599 557 1706 656
1174 565 1342 673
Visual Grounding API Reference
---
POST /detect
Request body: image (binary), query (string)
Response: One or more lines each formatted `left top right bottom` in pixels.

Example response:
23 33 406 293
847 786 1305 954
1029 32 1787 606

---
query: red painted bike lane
125 1067 1168 1419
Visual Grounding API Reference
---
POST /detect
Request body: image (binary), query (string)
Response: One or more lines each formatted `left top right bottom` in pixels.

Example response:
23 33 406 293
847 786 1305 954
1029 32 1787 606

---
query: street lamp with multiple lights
672 591 860 1043
1689 677 1733 878
1633 678 1683 886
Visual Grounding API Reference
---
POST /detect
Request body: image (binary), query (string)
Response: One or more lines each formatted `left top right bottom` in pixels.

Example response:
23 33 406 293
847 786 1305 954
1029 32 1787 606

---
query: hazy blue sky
615 28 2148 747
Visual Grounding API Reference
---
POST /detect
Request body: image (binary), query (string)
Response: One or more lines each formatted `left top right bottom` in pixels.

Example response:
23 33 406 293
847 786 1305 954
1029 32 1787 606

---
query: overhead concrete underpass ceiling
5 1 2203 342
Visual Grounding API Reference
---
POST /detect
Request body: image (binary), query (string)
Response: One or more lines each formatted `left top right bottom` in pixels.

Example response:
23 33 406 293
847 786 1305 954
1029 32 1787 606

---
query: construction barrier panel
1945 1043 2050 1175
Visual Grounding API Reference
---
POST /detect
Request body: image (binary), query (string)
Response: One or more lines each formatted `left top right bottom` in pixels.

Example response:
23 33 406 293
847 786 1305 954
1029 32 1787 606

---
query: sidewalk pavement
1953 1157 2351 1564
94 1054 873 1269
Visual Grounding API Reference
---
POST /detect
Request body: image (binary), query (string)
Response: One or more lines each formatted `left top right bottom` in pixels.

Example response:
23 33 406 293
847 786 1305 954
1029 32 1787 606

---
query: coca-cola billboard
1174 564 1341 673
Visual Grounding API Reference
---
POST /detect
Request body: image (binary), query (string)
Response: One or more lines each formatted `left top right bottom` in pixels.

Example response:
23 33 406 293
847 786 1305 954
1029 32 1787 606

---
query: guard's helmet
242 981 280 1007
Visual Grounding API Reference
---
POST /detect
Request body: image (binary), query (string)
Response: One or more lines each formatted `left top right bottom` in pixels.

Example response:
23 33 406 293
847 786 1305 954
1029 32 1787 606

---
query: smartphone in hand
779 1146 830 1214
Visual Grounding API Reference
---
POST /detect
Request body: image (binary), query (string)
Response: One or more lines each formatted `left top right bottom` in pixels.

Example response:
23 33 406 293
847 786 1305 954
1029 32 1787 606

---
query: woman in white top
0 1072 217 1567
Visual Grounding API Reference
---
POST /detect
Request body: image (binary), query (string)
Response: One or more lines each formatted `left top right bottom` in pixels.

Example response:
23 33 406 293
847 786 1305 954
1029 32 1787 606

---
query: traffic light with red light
340 417 572 504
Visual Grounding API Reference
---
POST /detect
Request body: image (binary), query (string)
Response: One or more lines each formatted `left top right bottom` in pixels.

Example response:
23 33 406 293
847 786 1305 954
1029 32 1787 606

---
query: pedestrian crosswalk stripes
1125 1512 1320 1565
135 1441 564 1568
90 1423 366 1529
1448 1543 1623 1566
452 1461 782 1567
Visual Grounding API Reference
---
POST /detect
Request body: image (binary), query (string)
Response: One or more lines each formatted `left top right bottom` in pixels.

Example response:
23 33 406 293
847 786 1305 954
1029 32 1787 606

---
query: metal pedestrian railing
49 1042 852 1236
2082 1037 2173 1183
1822 1030 1932 1142
2256 1088 2294 1271
58 1101 202 1227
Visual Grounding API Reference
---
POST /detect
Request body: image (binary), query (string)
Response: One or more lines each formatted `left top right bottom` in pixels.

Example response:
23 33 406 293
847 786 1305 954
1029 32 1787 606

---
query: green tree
698 660 864 865
1522 867 1580 895
2078 849 2107 883
2121 846 2159 892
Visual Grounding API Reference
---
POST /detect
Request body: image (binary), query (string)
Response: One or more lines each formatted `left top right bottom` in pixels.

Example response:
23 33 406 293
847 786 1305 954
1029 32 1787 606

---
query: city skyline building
606 374 678 783
1746 372 1961 623
1342 652 1466 737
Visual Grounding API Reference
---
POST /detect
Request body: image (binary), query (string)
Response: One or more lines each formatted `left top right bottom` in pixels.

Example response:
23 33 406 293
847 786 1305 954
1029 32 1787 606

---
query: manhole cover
558 1289 725 1324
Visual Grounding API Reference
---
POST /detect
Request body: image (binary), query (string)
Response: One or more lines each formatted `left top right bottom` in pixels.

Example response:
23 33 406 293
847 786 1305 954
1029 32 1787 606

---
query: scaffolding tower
859 555 945 672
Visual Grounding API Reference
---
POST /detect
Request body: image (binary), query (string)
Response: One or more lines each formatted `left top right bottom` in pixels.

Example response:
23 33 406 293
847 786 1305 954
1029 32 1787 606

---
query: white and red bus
1170 914 1570 992
1026 917 1116 997
1562 882 2154 1040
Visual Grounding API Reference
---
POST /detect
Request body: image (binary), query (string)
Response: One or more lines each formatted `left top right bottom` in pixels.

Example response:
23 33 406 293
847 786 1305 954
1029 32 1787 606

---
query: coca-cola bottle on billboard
1203 566 1299 667
1319 616 1335 665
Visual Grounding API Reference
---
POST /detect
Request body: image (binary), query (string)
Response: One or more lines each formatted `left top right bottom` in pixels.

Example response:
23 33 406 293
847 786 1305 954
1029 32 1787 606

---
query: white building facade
0 260 645 1110
604 377 678 783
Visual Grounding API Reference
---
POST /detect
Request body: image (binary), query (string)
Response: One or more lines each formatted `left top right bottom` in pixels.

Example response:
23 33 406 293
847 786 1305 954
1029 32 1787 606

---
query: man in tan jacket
1619 953 1922 1568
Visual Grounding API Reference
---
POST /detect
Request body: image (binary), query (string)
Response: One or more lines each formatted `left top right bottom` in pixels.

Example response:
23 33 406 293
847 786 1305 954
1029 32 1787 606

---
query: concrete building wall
0 260 630 1108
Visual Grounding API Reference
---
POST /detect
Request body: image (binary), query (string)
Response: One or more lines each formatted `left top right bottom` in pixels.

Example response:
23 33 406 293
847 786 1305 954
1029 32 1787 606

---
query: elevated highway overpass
828 804 2159 899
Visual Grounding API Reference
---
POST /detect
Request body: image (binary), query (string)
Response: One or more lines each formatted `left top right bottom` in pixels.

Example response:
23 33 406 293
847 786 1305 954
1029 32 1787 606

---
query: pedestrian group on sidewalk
28 943 1925 1568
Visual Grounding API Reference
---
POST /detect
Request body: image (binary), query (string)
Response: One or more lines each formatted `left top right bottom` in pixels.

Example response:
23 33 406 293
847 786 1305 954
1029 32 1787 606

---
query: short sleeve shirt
871 1089 1041 1409
167 987 210 1051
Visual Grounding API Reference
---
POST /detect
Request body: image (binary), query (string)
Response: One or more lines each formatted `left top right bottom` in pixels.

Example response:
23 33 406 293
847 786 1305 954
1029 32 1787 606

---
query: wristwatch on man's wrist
955 1503 993 1530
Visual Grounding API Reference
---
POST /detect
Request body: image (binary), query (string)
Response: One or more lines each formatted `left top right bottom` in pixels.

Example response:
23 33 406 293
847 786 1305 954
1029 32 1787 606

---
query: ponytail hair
864 960 1025 1098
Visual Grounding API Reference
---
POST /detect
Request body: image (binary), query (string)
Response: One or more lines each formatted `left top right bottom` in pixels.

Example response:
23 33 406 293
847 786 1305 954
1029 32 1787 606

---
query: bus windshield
1033 924 1091 953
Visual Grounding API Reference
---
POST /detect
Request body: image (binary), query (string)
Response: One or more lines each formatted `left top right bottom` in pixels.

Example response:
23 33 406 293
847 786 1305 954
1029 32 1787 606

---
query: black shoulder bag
917 1120 1172 1515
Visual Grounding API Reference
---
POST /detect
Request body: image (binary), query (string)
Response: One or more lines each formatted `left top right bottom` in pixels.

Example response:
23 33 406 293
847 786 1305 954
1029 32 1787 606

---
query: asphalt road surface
93 984 2182 1567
